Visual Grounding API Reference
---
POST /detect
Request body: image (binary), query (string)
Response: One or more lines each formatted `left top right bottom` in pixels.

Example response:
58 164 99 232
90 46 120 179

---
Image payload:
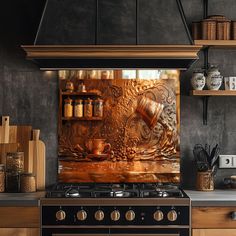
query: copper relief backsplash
58 71 180 183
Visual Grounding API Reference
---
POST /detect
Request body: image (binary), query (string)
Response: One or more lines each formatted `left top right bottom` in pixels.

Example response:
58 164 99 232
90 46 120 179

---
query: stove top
46 183 186 198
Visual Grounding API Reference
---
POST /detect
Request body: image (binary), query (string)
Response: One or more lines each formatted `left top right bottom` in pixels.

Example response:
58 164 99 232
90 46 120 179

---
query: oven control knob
153 210 164 221
110 210 120 221
77 210 87 221
95 210 105 221
125 210 135 221
167 210 178 222
56 210 66 221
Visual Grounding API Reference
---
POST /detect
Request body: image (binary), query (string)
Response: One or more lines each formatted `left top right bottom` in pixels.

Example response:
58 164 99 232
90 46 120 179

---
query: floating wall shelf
195 40 236 48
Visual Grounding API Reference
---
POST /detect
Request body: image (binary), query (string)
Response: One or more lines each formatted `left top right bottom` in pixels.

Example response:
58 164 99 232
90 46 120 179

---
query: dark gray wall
1 0 236 188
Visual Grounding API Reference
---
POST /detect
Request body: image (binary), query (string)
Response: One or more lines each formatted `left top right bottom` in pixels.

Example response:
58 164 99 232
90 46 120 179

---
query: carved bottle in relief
74 99 83 118
93 98 103 117
84 99 93 117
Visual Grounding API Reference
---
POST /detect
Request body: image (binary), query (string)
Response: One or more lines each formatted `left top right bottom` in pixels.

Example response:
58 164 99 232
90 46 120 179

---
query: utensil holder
196 171 214 191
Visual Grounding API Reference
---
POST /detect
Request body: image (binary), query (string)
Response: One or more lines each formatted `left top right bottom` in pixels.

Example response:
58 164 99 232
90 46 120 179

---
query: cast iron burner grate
46 183 185 198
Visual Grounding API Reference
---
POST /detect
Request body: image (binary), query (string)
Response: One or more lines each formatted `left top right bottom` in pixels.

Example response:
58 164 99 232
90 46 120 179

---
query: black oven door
42 227 189 236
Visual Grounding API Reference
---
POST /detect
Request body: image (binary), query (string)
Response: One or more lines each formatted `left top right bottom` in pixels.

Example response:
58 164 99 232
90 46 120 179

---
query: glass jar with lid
6 171 20 193
64 98 73 118
6 152 24 173
0 164 5 192
20 173 36 193
84 98 93 117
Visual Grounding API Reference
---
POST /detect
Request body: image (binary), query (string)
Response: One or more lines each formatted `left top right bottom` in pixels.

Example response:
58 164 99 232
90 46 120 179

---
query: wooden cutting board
29 129 46 190
0 116 32 171
0 116 10 143
0 143 19 165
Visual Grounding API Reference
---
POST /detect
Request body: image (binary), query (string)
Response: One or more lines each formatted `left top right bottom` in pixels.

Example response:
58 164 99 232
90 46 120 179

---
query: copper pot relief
136 96 164 129
86 139 111 155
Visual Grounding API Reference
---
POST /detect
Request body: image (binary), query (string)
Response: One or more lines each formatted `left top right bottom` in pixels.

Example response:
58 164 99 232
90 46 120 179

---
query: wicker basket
196 171 214 191
192 22 201 40
202 19 216 40
217 20 231 40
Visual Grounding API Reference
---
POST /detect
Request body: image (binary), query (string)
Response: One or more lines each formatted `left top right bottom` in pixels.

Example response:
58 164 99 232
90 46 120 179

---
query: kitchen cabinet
192 207 236 236
97 0 136 44
0 207 40 236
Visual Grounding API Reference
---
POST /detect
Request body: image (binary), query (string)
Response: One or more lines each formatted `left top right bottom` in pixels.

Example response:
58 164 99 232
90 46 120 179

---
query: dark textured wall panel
138 0 190 44
36 0 96 45
1 0 236 189
97 0 136 44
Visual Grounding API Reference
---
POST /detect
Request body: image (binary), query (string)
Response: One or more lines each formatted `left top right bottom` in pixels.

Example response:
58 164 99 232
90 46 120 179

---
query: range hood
22 0 201 70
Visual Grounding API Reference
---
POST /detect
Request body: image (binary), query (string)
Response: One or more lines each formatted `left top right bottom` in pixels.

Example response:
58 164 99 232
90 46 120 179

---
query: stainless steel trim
41 198 190 206
42 225 189 229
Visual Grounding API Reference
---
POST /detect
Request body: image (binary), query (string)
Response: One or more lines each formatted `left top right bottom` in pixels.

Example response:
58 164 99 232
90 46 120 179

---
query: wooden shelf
61 91 101 96
195 40 236 48
62 117 102 121
190 90 236 96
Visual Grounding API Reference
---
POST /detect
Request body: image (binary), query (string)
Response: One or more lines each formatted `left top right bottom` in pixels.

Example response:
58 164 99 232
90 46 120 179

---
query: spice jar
0 164 5 193
65 80 74 92
64 98 73 118
20 173 36 193
77 83 86 93
6 152 24 173
74 99 83 118
93 98 104 117
84 98 93 117
6 172 20 193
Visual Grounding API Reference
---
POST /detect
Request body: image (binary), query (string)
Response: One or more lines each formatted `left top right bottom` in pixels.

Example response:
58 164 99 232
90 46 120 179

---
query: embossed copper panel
58 76 180 183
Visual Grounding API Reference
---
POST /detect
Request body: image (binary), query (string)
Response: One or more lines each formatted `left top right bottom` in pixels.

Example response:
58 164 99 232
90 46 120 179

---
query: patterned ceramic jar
191 69 206 90
206 65 223 90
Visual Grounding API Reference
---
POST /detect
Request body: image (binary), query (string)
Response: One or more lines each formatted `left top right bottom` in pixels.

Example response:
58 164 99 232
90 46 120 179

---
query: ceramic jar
191 69 206 90
206 65 223 90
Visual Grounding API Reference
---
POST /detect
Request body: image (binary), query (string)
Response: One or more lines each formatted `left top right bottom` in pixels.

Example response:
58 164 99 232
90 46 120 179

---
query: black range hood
22 0 201 70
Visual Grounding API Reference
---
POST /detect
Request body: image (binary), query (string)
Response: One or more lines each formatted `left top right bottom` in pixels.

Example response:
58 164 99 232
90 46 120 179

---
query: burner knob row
153 210 178 222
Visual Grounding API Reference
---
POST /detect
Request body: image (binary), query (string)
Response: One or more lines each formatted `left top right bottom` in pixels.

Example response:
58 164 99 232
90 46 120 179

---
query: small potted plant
193 144 220 191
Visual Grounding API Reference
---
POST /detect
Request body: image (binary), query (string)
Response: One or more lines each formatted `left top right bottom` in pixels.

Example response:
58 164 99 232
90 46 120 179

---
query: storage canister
20 173 36 193
93 98 104 117
217 20 231 40
192 21 201 40
6 172 20 193
74 99 83 118
6 152 24 173
232 21 236 40
64 98 73 118
0 164 5 192
202 19 216 40
84 98 93 117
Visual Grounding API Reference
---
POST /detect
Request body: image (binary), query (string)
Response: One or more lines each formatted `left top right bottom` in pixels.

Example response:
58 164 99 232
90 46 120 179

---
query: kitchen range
41 183 190 236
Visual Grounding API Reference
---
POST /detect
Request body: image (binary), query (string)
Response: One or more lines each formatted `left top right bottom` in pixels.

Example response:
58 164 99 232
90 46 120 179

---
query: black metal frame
202 0 209 125
176 0 194 45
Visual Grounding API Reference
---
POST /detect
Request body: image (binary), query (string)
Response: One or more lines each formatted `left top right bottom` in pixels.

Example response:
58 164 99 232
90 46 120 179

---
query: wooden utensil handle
32 130 40 141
